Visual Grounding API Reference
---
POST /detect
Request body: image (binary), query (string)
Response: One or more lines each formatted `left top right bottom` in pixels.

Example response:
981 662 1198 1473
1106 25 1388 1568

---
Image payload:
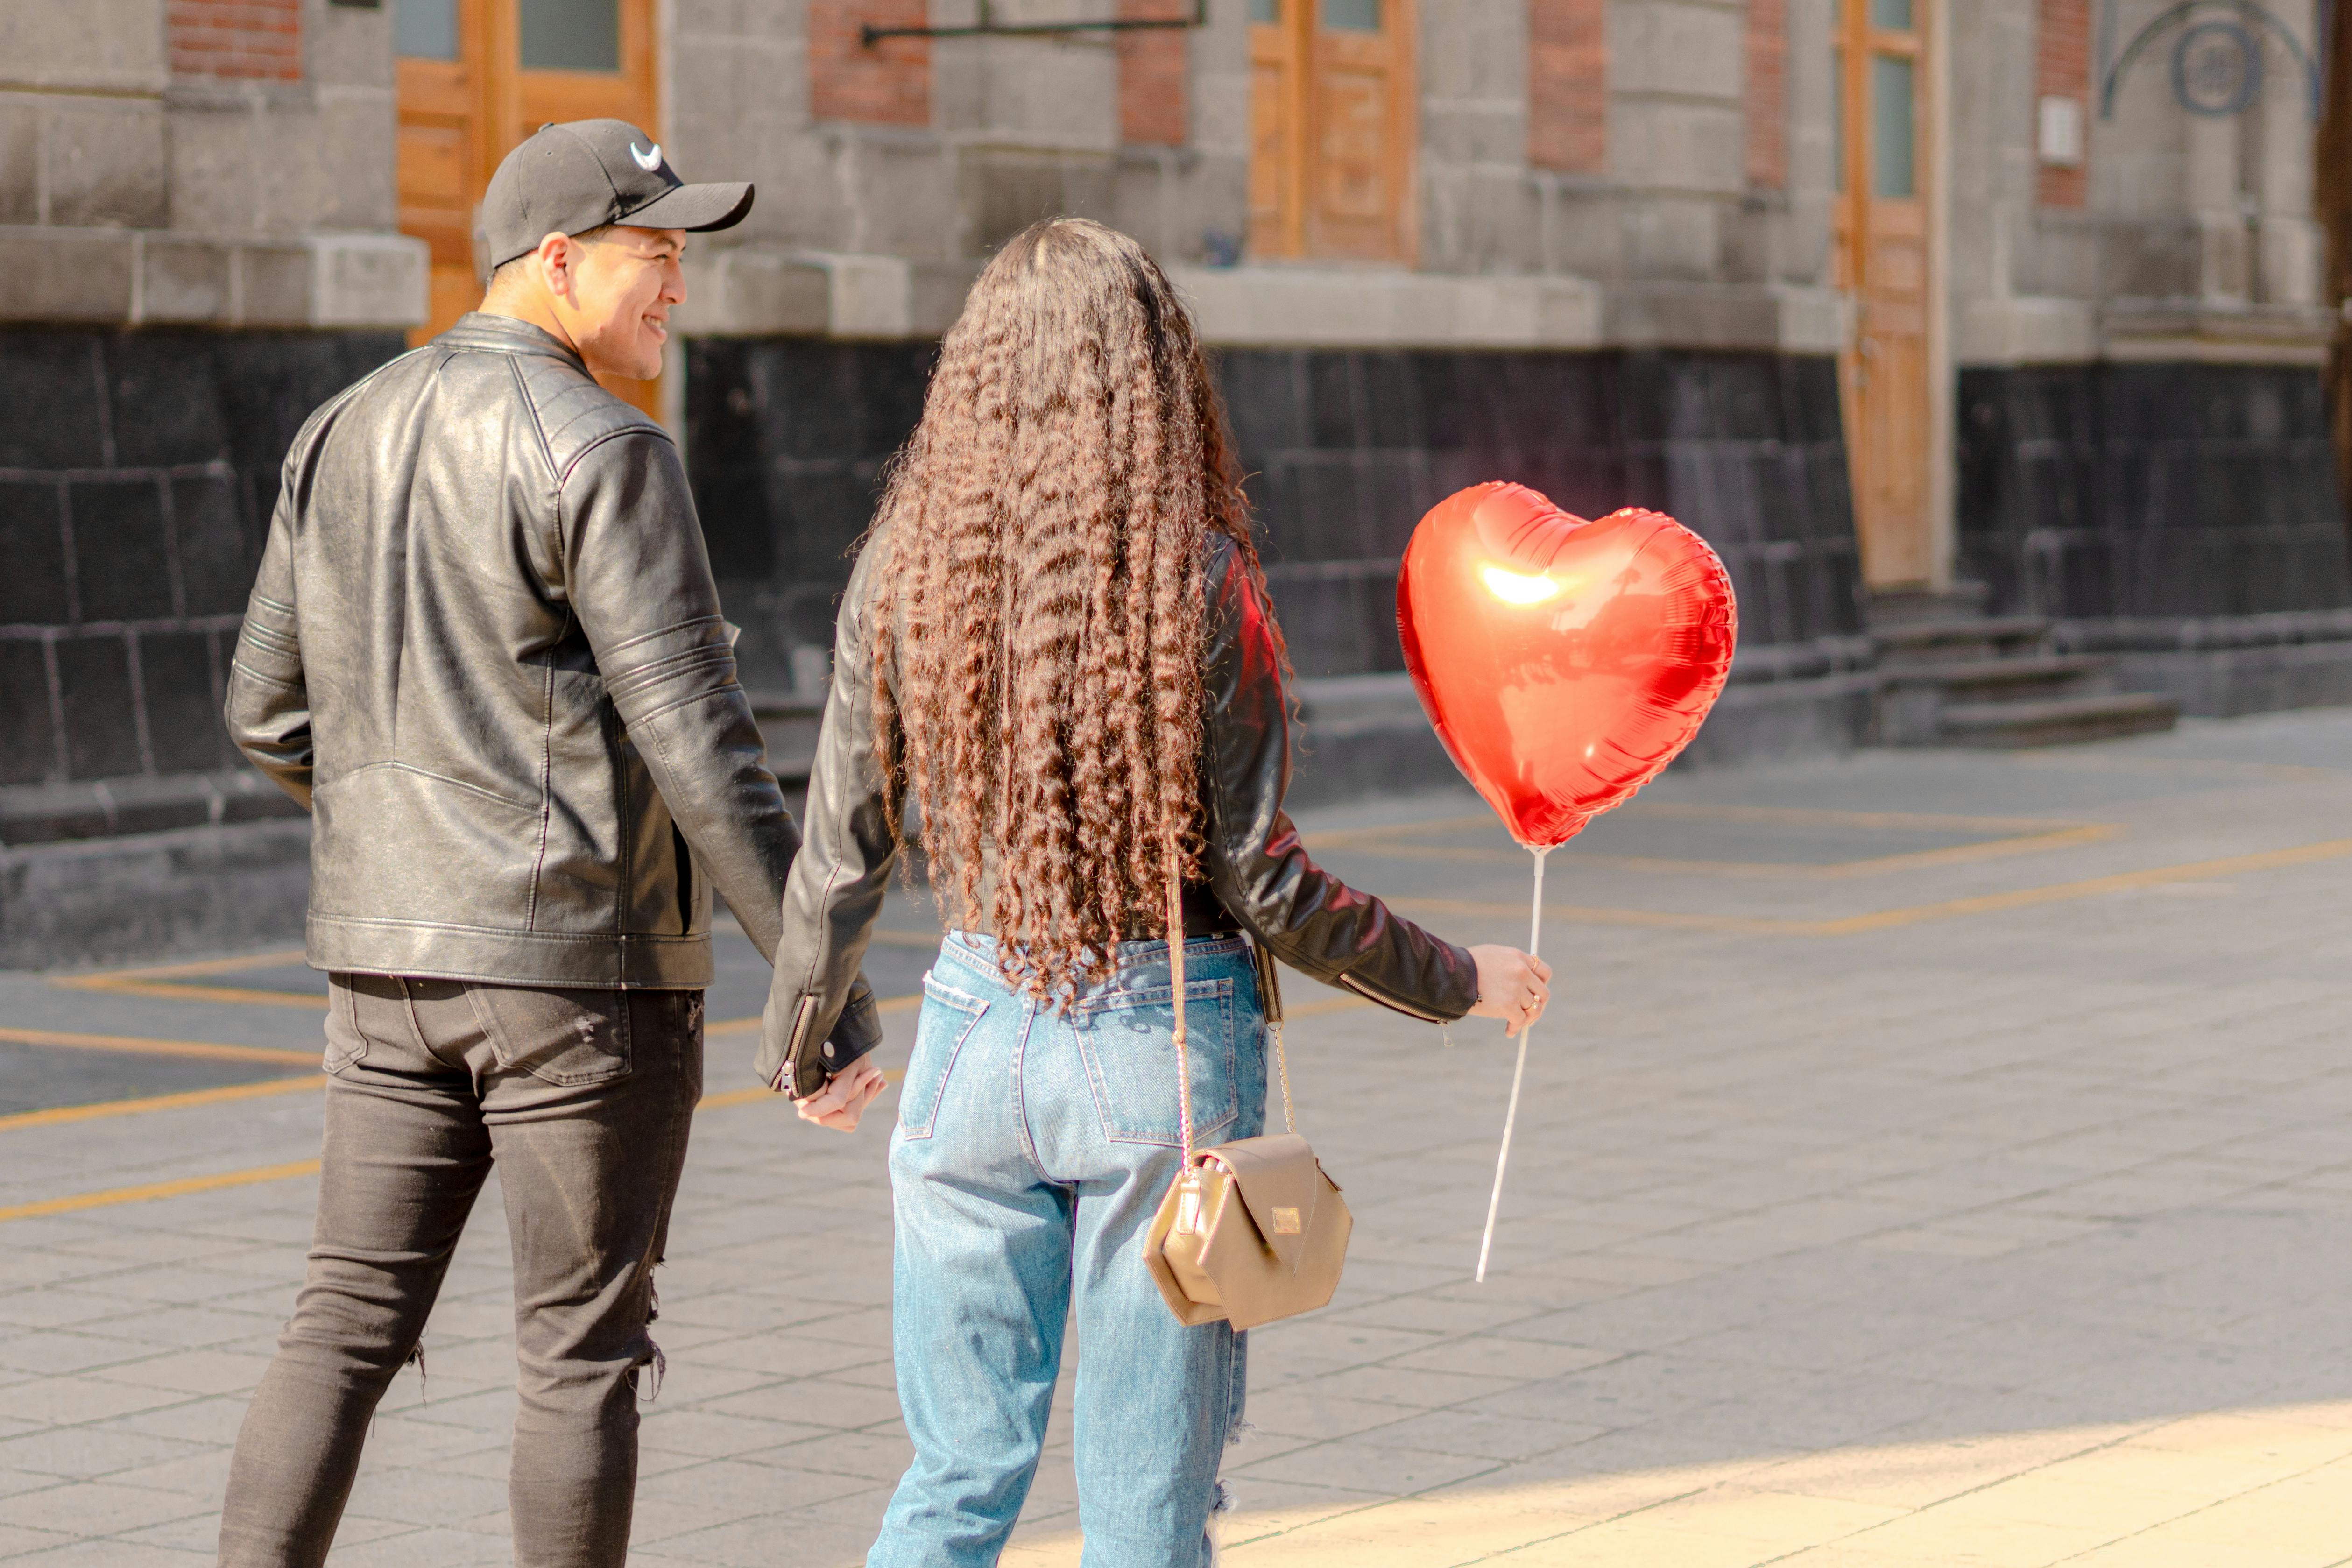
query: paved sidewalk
3 709 2352 1564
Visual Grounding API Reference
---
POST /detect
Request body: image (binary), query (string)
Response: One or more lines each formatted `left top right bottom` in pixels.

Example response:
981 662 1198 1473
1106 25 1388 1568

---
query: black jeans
218 975 704 1568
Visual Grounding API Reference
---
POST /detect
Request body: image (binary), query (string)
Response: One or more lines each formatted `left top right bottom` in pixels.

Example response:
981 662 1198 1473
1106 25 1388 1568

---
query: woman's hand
1467 945 1552 1038
793 1058 889 1131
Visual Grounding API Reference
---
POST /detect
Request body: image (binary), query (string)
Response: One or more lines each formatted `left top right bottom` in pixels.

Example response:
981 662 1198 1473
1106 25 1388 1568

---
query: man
217 120 880 1567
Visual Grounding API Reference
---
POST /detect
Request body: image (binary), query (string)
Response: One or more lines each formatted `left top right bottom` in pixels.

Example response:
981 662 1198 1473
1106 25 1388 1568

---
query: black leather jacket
757 526 1479 1095
225 314 880 1044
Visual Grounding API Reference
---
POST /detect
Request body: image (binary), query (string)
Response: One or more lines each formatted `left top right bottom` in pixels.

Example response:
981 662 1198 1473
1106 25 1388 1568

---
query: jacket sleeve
559 428 882 1054
223 473 314 809
1199 540 1481 1023
756 537 896 1095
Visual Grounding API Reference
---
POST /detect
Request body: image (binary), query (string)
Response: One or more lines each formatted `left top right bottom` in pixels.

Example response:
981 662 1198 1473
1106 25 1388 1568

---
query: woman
756 218 1551 1568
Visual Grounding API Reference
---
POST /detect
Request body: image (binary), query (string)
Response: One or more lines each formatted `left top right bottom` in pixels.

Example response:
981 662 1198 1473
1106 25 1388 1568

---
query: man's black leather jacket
225 313 880 1045
757 526 1479 1096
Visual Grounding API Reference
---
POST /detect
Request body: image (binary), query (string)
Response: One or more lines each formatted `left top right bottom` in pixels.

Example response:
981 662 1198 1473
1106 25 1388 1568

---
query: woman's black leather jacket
756 528 1482 1096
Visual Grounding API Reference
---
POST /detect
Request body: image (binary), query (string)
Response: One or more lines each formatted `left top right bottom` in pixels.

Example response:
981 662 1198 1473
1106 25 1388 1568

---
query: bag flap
1208 1132 1320 1272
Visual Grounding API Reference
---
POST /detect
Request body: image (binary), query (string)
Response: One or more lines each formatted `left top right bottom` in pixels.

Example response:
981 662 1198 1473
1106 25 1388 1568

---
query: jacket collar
435 311 590 371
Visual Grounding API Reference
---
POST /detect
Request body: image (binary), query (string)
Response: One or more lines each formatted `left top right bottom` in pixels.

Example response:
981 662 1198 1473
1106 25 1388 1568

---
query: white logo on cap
630 141 663 172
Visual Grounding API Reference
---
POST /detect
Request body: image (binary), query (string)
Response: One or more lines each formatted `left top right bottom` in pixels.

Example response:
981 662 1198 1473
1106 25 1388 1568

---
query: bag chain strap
1166 844 1297 1178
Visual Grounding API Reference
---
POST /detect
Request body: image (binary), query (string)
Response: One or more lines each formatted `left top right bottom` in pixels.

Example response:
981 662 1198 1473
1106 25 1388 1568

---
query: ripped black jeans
218 975 704 1568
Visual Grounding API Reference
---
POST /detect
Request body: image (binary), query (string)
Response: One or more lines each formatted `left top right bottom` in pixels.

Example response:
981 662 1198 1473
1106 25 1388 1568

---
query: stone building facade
2 0 2348 961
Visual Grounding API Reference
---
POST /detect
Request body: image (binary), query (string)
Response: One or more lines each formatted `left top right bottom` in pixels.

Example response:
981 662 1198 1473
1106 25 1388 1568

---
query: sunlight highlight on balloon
1479 565 1561 605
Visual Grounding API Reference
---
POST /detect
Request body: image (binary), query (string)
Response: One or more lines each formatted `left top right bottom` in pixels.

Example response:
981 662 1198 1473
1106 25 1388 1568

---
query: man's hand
794 1058 888 1132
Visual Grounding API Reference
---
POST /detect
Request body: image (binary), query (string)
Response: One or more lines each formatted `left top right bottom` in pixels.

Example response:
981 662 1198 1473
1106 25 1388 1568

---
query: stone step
1877 652 2115 699
1865 581 1992 628
1872 614 2053 667
1935 692 2181 749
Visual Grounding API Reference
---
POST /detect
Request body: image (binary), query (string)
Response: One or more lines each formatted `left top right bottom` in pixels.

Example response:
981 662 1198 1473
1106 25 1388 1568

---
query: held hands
793 1058 888 1131
1467 945 1552 1038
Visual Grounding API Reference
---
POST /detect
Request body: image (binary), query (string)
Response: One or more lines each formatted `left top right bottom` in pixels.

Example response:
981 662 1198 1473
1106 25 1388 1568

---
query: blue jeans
869 932 1265 1568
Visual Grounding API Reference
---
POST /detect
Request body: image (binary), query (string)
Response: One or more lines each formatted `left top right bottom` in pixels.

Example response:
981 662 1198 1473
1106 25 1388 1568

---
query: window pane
520 0 619 71
1249 0 1278 21
1831 48 1844 193
395 0 459 60
1870 0 1912 28
1871 52 1915 197
1322 0 1380 31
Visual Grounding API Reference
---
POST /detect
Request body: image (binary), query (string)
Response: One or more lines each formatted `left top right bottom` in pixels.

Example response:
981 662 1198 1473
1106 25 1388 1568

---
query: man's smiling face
564 226 686 381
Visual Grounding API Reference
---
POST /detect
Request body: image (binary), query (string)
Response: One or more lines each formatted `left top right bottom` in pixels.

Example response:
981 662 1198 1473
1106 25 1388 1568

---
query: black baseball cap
482 119 753 270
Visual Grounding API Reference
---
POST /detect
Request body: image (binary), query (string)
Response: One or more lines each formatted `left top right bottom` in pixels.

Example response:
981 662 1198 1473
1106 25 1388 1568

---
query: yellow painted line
0 1026 315 1066
1306 804 2100 852
1804 838 2352 936
0 1075 320 1132
0 1159 323 1224
1394 837 2352 939
53 947 308 985
60 978 328 1010
0 1069 911 1221
1348 823 2121 880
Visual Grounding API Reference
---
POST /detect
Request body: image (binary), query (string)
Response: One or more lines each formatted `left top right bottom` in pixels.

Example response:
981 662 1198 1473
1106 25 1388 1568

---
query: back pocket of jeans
1077 978 1236 1147
466 984 634 1087
323 978 372 1076
899 972 988 1140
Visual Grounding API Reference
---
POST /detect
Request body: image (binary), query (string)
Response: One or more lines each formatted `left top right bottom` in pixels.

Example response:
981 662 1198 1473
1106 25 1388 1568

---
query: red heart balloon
1397 482 1738 848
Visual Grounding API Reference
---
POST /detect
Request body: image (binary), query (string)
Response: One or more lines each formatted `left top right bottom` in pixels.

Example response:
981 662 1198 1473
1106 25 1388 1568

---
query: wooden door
1247 0 1414 262
396 0 662 413
1832 0 1932 587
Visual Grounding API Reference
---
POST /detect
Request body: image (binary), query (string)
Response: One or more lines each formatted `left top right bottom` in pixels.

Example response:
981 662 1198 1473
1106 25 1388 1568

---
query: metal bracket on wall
862 0 1207 48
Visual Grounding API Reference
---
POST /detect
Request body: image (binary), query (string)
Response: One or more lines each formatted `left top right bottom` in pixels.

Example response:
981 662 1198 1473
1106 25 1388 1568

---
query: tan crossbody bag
1143 857 1352 1330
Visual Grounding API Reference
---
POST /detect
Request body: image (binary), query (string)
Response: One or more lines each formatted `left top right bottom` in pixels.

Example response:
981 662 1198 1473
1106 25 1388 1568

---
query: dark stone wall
0 326 404 792
685 341 1865 683
1957 362 2352 619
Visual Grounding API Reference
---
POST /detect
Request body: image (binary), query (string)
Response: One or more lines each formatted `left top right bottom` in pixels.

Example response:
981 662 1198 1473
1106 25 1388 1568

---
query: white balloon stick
1475 844 1548 1284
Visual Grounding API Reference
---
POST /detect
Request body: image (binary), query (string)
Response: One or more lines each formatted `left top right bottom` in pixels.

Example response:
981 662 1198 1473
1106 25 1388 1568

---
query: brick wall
167 0 302 81
1528 0 1607 174
1117 0 1189 147
809 0 930 127
1745 0 1786 189
2036 0 2090 208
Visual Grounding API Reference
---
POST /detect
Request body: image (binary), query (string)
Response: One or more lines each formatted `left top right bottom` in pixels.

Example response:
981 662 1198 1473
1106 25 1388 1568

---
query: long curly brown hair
867 218 1276 1000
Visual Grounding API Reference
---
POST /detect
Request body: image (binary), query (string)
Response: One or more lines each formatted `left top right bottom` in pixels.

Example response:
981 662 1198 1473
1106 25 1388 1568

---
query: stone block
0 817 312 969
956 149 1116 255
138 237 232 324
1167 265 1603 349
840 135 960 257
1189 63 1250 160
306 0 395 88
0 0 169 93
674 247 832 335
307 233 429 328
1419 0 1528 100
0 227 135 323
235 243 312 326
300 93 403 231
0 101 38 225
1609 98 1744 195
1420 168 1541 276
44 100 169 228
1620 193 1722 280
1608 0 1745 100
1955 296 2098 366
1423 99 1526 168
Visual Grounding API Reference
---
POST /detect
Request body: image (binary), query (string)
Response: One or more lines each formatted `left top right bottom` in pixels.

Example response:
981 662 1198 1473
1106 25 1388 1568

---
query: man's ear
535 232 575 303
